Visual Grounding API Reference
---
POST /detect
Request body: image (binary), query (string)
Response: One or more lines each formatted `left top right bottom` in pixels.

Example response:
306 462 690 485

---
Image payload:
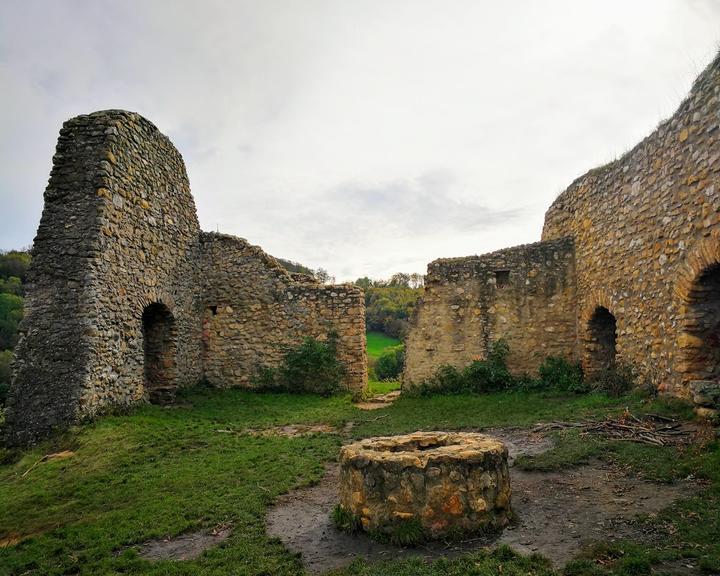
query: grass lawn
366 332 402 395
0 387 718 576
367 379 400 395
366 331 400 359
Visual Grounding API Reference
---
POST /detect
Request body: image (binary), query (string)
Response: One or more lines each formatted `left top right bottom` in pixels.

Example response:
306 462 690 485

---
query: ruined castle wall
6 111 203 444
404 238 577 386
199 233 367 394
542 53 720 395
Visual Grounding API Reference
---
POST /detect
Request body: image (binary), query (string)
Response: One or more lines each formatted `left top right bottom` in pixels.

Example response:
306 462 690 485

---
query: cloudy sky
1 1 719 281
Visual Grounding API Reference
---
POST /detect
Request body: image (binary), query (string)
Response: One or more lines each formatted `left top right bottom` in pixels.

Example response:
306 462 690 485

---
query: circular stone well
338 431 511 538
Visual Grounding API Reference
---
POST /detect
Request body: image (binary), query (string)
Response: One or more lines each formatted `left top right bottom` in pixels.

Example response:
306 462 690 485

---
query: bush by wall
538 356 587 393
255 334 346 396
374 345 405 381
412 341 611 397
592 362 636 397
413 340 514 395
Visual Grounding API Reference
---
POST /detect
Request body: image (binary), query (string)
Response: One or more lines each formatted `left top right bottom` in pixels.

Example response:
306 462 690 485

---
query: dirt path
266 428 697 574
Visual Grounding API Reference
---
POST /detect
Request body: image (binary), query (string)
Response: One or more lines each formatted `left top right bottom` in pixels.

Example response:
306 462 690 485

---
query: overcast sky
1 1 719 281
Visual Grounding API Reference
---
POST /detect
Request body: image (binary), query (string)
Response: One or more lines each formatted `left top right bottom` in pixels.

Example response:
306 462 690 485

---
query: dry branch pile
532 411 698 446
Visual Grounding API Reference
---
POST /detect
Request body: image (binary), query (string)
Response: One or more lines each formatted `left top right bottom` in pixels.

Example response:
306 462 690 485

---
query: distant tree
354 277 373 290
0 250 31 282
0 349 12 404
276 258 315 276
388 273 411 288
354 274 424 340
0 276 23 296
0 293 23 350
314 268 335 284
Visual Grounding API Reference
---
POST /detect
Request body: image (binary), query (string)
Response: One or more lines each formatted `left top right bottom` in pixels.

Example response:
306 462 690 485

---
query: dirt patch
355 390 401 411
266 428 698 574
137 524 232 561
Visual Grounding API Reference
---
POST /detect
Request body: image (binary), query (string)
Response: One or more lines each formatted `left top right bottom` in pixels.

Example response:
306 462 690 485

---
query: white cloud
1 0 719 280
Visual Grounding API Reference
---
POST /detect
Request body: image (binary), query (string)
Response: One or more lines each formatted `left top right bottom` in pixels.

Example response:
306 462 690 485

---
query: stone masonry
5 110 366 446
404 238 576 383
339 432 512 537
405 50 720 416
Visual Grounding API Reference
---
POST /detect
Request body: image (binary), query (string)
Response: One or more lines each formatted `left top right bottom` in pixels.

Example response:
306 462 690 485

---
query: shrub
374 344 404 380
0 349 11 405
463 340 513 393
415 339 513 395
417 364 465 395
255 334 346 396
593 362 636 397
538 356 587 393
331 505 362 534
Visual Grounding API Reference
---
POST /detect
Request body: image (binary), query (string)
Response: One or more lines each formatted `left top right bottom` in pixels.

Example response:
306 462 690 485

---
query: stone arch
142 302 177 404
582 295 618 378
675 233 720 388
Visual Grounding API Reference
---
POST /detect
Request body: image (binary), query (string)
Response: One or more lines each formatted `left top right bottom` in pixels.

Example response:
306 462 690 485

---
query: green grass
0 386 717 576
366 331 400 359
367 379 400 395
366 331 402 396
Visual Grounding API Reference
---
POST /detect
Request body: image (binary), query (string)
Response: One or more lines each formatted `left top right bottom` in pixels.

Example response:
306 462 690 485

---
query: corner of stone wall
199 233 367 395
403 238 577 388
6 110 203 445
541 49 720 397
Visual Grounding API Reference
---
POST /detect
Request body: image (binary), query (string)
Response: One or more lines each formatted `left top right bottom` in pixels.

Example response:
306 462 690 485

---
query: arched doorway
681 264 720 382
586 306 617 376
142 302 177 404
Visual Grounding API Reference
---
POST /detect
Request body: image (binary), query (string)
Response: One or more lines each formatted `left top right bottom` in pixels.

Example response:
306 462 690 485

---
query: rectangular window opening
495 270 510 288
208 305 218 316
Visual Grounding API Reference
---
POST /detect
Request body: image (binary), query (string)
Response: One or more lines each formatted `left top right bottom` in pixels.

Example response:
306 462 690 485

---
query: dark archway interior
142 303 177 404
587 306 617 375
684 264 720 381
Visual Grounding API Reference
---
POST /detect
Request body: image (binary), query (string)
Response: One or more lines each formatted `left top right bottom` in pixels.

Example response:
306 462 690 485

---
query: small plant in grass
331 504 362 534
332 505 426 546
254 333 346 396
539 356 587 393
371 517 426 546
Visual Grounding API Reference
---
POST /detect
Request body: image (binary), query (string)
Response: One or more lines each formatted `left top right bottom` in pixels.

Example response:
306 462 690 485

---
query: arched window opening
586 306 617 376
682 264 720 382
142 302 177 404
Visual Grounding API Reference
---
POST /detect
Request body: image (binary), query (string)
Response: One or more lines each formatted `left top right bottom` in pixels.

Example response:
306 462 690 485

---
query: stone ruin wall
405 51 720 401
542 51 720 397
6 111 204 445
5 110 366 445
404 238 577 386
200 233 367 394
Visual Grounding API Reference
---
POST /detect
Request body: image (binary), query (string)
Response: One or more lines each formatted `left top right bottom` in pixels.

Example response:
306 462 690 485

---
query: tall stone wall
6 110 367 445
6 111 204 445
199 233 367 394
542 52 720 396
404 239 577 386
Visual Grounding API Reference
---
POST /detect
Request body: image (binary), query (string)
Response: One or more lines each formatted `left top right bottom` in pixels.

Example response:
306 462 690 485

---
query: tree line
0 249 30 402
354 273 424 340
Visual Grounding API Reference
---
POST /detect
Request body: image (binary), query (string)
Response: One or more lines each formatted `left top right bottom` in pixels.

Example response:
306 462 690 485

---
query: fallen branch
532 412 693 446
